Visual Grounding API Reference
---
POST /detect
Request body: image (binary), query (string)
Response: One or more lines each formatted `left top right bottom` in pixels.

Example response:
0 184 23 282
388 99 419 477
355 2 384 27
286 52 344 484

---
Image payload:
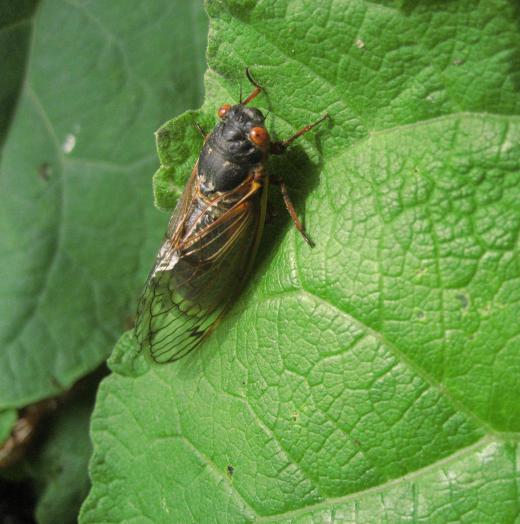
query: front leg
270 113 329 155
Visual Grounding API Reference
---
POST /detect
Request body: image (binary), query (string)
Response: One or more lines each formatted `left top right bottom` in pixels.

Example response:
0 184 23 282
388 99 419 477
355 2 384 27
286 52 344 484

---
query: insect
135 69 328 363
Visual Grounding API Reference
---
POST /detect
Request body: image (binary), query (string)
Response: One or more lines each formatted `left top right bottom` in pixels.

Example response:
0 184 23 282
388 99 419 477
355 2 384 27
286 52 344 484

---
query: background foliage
0 0 207 521
1 0 520 522
80 0 520 523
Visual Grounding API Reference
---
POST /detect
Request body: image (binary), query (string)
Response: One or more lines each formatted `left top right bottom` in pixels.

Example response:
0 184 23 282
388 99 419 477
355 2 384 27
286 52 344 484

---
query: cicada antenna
242 67 263 106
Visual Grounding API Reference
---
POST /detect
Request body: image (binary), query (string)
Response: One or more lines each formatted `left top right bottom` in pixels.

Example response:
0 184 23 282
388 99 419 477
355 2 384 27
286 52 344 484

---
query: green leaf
82 0 520 522
0 1 207 413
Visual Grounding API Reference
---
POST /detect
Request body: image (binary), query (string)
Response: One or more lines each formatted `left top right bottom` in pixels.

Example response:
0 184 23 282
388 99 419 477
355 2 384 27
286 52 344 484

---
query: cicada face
135 69 329 364
218 104 270 157
197 104 271 193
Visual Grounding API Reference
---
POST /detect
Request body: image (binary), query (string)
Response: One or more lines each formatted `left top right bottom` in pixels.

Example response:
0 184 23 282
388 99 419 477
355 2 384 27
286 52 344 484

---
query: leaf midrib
253 435 497 523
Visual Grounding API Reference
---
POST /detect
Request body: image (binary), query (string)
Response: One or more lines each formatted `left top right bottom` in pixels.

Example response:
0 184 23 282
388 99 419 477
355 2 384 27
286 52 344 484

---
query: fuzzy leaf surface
82 1 520 522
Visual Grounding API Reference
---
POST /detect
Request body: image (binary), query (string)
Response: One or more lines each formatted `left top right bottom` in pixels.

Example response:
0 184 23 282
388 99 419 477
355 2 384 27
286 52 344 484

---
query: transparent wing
135 174 263 363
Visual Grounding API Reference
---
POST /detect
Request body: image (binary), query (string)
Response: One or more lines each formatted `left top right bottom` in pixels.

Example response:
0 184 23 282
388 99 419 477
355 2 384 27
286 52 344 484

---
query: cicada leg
271 175 315 247
270 113 330 154
269 113 329 247
193 122 207 139
241 67 263 106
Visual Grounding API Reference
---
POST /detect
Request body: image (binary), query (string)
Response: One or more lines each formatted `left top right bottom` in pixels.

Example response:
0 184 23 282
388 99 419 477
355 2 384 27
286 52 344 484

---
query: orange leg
241 68 263 106
269 114 329 246
270 113 329 155
271 176 315 247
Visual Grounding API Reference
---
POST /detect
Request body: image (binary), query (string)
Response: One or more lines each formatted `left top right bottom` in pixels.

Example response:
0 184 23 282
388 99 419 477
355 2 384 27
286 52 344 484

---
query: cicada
135 69 328 363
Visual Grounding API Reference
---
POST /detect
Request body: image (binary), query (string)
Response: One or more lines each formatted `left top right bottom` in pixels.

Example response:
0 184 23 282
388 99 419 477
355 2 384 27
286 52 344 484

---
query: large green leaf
81 0 520 522
0 1 207 411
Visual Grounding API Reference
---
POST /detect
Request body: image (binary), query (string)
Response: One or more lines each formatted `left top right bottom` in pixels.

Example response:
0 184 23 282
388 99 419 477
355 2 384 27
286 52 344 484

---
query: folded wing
135 170 263 363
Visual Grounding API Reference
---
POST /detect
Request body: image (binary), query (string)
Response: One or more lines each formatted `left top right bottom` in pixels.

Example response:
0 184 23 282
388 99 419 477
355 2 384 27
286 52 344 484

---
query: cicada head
214 104 270 163
198 91 272 193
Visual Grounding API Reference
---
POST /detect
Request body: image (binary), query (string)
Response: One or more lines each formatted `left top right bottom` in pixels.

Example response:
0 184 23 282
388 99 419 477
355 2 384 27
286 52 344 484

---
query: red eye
218 104 231 118
249 126 269 146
